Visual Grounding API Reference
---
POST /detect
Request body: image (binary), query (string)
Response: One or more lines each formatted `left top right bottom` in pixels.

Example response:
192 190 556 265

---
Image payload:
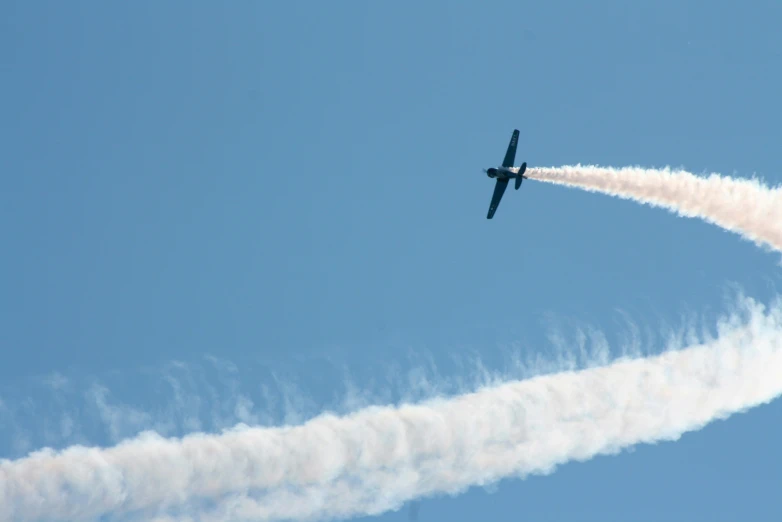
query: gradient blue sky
2 1 782 521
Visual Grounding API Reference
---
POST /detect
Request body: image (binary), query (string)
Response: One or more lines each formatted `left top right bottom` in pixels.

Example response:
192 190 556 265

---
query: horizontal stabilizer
515 162 527 189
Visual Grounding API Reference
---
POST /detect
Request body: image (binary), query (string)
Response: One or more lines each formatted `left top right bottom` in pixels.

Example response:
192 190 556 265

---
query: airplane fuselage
486 166 516 179
486 163 526 180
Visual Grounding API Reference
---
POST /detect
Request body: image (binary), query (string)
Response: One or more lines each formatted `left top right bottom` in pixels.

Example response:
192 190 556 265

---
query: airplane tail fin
515 162 527 190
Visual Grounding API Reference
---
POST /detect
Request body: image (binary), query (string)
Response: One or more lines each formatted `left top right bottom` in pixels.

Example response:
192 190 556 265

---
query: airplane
483 129 528 219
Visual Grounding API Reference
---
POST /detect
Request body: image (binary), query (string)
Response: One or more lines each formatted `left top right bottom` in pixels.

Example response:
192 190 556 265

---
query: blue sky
2 1 782 521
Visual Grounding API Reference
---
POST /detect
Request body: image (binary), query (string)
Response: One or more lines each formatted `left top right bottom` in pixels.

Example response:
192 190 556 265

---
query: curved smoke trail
2 166 782 522
524 165 782 251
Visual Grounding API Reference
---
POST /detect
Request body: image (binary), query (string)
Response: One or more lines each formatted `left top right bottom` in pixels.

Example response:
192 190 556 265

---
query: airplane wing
487 178 509 219
501 129 520 167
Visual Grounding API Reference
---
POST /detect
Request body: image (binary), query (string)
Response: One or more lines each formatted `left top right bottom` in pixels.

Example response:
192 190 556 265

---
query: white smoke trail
524 165 782 252
2 166 782 522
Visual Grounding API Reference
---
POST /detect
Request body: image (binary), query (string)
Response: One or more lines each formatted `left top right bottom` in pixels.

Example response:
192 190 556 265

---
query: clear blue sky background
2 1 782 521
